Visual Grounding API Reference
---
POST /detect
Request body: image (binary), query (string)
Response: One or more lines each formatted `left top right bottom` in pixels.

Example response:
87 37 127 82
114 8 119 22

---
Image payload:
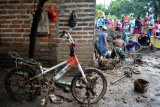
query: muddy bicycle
4 31 107 105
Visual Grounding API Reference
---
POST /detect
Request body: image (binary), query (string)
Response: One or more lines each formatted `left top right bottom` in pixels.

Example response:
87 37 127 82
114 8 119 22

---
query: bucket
134 79 149 93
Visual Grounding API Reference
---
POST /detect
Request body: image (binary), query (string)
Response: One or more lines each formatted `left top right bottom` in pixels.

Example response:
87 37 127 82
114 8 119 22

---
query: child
122 29 130 44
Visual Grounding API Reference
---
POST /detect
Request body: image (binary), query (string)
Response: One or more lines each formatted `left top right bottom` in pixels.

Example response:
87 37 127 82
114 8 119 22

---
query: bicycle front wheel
71 68 107 104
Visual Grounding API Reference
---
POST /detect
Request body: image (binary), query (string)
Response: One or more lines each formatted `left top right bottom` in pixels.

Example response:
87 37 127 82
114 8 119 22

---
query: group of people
95 24 153 62
96 15 160 37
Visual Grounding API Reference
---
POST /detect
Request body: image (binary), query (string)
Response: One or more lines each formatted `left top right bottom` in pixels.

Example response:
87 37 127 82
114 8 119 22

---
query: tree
96 4 109 19
107 0 160 19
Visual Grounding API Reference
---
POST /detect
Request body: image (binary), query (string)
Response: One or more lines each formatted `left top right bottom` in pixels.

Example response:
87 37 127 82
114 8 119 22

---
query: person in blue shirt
129 17 135 34
148 15 154 38
122 29 130 44
97 17 105 31
97 26 109 60
126 39 141 52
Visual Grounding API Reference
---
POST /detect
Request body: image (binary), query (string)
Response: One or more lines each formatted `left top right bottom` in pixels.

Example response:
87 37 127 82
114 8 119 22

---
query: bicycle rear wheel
4 67 35 102
71 68 107 104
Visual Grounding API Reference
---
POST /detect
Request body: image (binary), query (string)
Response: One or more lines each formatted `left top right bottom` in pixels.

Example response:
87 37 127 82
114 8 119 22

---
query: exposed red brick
11 34 21 37
21 25 31 28
22 34 30 37
14 29 24 32
23 20 30 24
77 4 88 7
0 25 8 28
0 20 11 24
14 38 26 42
17 15 29 19
0 0 96 67
77 32 88 35
0 34 11 37
0 11 7 14
9 25 21 28
1 29 12 32
12 20 23 24
0 16 16 19
2 38 14 42
17 5 28 9
76 40 88 43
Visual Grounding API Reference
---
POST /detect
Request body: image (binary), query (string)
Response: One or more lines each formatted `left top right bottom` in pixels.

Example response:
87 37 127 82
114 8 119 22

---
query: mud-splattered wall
0 0 96 68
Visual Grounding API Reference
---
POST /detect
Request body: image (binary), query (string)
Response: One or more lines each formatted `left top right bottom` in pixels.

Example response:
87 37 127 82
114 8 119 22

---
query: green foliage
107 15 118 20
96 10 105 20
106 0 160 19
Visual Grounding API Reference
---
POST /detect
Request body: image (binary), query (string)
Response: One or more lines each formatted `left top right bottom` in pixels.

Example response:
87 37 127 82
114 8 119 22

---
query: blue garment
98 31 108 56
98 19 104 28
123 25 129 30
148 29 153 37
148 16 154 37
126 41 141 52
129 19 135 28
122 32 129 43
149 15 154 26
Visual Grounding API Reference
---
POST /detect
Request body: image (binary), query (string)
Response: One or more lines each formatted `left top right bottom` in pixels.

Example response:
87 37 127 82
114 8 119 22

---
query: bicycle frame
37 55 87 83
31 31 88 83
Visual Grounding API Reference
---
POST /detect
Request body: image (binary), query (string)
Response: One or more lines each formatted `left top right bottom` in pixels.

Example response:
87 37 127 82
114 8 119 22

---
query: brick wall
0 0 96 68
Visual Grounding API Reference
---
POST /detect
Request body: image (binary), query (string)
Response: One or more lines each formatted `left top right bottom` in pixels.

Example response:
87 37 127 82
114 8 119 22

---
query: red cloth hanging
48 5 59 22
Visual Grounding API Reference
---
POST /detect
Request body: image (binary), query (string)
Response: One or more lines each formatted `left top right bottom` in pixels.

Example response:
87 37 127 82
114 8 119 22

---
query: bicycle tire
71 68 107 104
4 67 36 102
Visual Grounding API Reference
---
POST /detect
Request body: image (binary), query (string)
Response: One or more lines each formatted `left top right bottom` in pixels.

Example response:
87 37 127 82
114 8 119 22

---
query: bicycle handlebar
60 31 75 57
60 31 75 44
60 31 66 38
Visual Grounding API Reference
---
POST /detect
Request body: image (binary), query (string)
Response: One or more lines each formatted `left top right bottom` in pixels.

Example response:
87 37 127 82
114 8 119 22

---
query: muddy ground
0 29 160 107
0 51 160 107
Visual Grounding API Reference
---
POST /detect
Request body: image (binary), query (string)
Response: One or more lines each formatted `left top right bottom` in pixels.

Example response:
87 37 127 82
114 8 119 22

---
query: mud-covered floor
99 50 160 107
0 51 160 107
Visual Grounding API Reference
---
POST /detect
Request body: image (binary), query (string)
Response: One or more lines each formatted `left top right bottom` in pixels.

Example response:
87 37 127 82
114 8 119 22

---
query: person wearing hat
97 25 110 60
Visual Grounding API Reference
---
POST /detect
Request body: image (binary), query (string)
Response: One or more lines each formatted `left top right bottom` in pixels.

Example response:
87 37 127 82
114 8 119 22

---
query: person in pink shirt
115 20 122 31
142 16 148 34
154 20 160 36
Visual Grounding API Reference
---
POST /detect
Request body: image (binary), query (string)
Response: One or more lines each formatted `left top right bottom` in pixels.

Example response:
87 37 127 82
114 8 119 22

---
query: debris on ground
134 78 149 93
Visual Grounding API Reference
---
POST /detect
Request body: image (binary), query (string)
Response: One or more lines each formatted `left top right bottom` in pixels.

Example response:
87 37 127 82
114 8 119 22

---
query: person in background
109 19 115 30
97 16 105 31
111 35 125 60
138 32 153 50
115 20 122 31
126 39 141 53
123 15 129 31
129 16 135 34
154 20 160 36
148 15 154 38
142 16 148 34
134 16 142 35
122 29 130 44
157 16 160 22
97 26 110 60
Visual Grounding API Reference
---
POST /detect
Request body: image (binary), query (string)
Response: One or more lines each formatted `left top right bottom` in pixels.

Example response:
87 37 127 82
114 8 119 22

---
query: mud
0 51 160 107
0 29 160 107
99 51 160 107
